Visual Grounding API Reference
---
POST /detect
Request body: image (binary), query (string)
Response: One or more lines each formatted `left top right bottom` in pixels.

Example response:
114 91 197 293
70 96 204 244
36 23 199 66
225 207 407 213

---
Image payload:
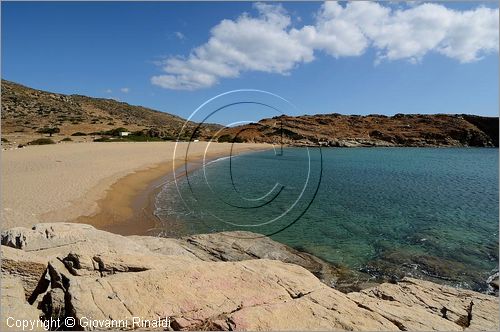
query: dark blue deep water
155 148 499 291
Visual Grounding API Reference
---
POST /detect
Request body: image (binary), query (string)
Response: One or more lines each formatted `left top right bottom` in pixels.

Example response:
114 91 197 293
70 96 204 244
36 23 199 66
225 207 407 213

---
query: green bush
104 127 128 136
218 134 244 143
28 138 55 145
132 130 146 136
233 136 244 143
71 132 87 136
61 137 72 142
1 138 9 143
37 127 60 137
93 135 163 143
124 135 163 142
217 134 233 143
93 137 112 142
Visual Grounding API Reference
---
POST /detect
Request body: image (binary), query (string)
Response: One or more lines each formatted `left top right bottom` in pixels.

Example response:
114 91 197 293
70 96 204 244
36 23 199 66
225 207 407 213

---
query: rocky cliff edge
1 223 498 331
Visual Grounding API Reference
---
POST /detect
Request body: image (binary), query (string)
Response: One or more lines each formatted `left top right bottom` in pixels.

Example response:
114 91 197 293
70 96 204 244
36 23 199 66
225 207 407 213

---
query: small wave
204 155 232 166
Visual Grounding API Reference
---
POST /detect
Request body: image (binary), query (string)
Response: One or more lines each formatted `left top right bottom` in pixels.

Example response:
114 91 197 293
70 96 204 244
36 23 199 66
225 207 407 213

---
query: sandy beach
1 142 270 232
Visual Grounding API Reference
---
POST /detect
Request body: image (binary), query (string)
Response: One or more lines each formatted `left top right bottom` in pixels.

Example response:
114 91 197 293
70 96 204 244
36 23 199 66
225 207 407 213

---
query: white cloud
152 2 499 90
175 31 185 40
120 87 130 93
434 6 499 62
105 89 112 93
329 2 499 63
151 2 314 90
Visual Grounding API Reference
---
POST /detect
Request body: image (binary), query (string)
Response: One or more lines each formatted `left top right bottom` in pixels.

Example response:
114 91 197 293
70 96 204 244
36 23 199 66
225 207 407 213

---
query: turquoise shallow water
155 148 499 291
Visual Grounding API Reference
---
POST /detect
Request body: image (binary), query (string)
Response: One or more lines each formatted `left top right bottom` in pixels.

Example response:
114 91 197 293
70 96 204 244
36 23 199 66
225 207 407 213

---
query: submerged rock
1 223 498 331
361 248 492 292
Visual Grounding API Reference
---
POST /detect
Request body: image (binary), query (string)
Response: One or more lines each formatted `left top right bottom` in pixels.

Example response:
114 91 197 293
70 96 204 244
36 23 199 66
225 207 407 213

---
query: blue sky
2 1 499 122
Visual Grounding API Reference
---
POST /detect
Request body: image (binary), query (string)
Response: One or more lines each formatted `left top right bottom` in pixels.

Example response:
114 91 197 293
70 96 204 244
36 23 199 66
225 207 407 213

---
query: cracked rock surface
1 276 45 331
1 223 498 331
347 277 499 331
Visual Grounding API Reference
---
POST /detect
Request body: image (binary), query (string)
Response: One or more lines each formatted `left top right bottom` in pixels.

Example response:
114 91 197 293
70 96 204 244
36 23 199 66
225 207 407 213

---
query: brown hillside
1 80 497 148
1 80 217 142
216 113 499 147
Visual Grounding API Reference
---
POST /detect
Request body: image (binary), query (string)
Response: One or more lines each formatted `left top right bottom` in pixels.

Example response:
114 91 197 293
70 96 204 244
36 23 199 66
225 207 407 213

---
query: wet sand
76 152 238 236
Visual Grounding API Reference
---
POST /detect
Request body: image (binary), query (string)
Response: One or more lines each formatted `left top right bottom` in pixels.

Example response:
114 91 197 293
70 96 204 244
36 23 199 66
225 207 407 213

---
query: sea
154 147 499 291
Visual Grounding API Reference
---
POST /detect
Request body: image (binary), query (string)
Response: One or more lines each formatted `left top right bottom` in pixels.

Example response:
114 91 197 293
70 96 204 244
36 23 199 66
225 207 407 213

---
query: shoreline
75 144 272 236
74 161 170 236
3 143 497 295
1 142 271 231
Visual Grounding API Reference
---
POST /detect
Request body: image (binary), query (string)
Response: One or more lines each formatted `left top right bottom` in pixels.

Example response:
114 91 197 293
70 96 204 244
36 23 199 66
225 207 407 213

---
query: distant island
1 79 498 148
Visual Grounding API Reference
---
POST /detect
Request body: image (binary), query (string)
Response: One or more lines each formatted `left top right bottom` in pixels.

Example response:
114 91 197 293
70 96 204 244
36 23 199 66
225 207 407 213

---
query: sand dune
1 142 270 229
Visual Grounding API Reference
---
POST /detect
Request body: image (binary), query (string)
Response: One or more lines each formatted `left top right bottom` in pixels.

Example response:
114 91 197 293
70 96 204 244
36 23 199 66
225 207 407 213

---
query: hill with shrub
2 80 498 147
1 80 219 141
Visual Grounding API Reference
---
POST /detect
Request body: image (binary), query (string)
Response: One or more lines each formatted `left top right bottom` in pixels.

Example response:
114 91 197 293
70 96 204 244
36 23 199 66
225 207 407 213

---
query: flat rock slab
1 246 48 298
348 277 500 331
130 230 349 287
1 223 498 331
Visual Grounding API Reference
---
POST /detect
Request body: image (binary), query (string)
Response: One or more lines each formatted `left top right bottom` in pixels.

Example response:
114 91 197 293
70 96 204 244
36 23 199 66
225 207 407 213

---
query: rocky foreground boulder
1 223 498 331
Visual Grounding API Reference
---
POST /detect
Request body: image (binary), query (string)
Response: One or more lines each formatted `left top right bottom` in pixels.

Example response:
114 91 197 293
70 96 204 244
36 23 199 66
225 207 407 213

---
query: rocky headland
219 113 499 148
1 223 498 331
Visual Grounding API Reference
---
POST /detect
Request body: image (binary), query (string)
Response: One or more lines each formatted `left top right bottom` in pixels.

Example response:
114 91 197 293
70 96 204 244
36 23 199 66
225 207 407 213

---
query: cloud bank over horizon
151 2 499 90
